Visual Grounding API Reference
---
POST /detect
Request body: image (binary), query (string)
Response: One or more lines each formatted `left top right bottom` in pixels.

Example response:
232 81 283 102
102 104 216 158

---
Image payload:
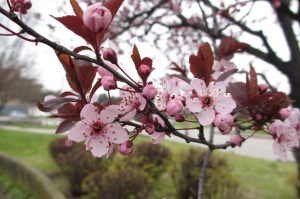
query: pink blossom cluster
268 108 300 161
10 0 32 14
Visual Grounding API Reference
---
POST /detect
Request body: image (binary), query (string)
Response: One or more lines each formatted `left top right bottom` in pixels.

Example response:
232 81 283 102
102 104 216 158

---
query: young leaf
247 65 259 99
37 97 78 112
131 44 142 70
218 37 248 58
73 60 98 94
189 42 214 86
55 117 80 134
51 15 96 47
90 79 102 101
70 0 83 19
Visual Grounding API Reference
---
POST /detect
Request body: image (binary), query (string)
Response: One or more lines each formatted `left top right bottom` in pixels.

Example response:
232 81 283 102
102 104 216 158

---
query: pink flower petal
89 136 109 158
214 96 236 114
190 78 206 96
138 94 147 110
105 124 128 144
151 132 166 144
273 141 287 162
186 97 202 112
209 82 226 97
80 104 98 124
99 105 119 124
196 108 215 126
68 123 90 142
105 144 114 159
120 109 137 122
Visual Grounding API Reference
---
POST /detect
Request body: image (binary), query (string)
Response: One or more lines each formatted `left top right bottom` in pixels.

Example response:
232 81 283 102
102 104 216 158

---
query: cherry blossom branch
0 5 235 150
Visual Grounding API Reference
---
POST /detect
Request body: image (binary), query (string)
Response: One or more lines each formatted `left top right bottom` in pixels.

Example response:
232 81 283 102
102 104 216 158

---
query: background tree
0 46 44 112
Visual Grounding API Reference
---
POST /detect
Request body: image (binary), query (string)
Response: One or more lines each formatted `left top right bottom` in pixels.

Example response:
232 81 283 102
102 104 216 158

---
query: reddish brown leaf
89 79 102 100
60 91 78 98
73 60 98 94
131 44 142 70
218 37 248 58
217 68 238 82
55 117 80 134
52 15 96 46
57 53 81 93
189 42 214 85
247 65 259 99
103 0 125 19
37 97 78 112
73 46 93 54
70 0 83 19
228 82 247 106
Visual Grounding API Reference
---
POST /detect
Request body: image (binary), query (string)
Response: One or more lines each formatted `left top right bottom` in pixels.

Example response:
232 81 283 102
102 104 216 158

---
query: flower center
201 95 213 108
92 122 103 135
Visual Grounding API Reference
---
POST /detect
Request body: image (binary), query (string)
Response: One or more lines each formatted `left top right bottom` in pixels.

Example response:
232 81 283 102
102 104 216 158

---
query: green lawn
0 128 297 199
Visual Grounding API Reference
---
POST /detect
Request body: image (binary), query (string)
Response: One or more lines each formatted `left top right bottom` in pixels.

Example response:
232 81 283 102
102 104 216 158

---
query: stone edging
0 152 66 199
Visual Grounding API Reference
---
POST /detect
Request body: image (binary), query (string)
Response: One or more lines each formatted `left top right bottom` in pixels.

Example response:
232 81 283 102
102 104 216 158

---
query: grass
0 128 297 199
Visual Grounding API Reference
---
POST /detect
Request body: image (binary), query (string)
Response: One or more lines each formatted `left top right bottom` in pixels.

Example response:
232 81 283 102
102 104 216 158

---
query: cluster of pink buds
83 3 112 33
10 0 32 14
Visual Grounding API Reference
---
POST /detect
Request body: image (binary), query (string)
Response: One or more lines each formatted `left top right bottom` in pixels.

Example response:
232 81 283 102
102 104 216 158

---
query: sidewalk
0 124 295 162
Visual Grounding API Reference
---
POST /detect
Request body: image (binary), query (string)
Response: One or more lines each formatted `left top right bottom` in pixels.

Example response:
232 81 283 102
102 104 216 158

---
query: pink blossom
10 0 32 14
213 113 234 134
138 64 151 80
118 140 133 155
185 78 236 126
269 119 299 162
83 3 112 33
102 48 118 65
68 104 128 158
118 86 146 121
175 114 185 122
258 83 269 94
142 83 158 100
156 77 187 114
279 108 291 119
151 115 167 144
272 0 281 8
230 134 245 147
212 58 237 80
166 99 183 116
101 75 117 91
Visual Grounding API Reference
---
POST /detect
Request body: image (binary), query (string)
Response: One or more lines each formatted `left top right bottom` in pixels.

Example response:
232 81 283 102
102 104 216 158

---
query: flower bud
230 134 245 147
83 3 112 33
166 99 183 116
213 113 233 135
279 108 291 119
145 122 155 134
138 64 151 79
142 84 157 100
268 122 277 138
103 48 118 65
118 141 133 155
175 114 185 122
10 0 32 14
101 75 117 91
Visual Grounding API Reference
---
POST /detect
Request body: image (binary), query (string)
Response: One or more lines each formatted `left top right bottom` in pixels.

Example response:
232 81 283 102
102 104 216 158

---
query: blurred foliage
171 148 243 199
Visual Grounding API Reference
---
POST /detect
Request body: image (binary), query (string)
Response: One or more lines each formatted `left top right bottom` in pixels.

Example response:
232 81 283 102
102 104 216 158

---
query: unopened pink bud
230 134 245 147
103 48 118 65
255 114 263 121
83 3 112 33
213 113 233 135
118 141 133 155
138 64 151 79
258 83 269 94
272 0 281 8
175 114 185 122
142 84 157 100
166 99 183 116
10 0 32 14
279 108 291 119
145 122 155 134
101 75 117 91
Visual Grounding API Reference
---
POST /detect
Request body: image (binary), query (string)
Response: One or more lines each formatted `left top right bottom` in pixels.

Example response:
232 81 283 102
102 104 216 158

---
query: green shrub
49 137 111 196
171 149 243 199
81 142 171 199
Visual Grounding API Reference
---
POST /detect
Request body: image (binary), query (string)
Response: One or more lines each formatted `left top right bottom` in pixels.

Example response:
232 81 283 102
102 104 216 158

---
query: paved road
0 125 294 162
